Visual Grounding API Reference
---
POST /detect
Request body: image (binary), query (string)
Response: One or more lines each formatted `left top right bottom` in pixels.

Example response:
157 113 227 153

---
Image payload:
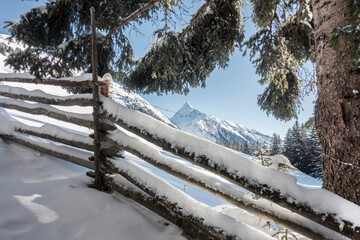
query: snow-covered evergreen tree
304 124 323 179
5 0 244 95
270 133 282 156
239 141 251 155
283 120 322 178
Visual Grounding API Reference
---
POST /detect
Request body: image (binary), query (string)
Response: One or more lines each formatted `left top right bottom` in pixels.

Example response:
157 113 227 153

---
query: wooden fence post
90 7 103 190
100 73 113 98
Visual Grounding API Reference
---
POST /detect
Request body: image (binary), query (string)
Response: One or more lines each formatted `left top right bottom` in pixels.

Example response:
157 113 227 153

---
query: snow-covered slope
0 34 176 128
171 102 272 146
111 83 176 128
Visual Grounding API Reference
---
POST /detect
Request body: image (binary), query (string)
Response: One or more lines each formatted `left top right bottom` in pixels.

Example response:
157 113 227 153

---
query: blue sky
0 0 316 138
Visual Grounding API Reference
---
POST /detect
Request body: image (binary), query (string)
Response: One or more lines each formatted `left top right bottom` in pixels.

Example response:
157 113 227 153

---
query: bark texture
313 0 360 205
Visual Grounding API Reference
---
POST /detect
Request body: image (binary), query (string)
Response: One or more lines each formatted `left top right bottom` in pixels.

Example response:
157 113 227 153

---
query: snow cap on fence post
101 73 113 98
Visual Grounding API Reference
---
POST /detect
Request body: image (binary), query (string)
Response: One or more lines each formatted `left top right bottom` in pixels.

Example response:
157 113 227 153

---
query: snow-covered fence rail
0 73 245 239
0 73 113 171
0 73 106 88
0 85 94 106
104 129 327 240
100 96 360 240
1 73 359 239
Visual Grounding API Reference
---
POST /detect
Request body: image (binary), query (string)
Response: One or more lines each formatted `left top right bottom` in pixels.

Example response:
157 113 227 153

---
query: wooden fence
0 72 359 240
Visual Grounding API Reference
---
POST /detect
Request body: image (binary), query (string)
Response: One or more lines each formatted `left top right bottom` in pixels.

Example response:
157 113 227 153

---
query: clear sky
0 0 316 138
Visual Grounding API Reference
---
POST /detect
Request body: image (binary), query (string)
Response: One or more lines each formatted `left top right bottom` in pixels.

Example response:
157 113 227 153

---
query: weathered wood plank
105 135 327 240
15 127 94 152
104 168 235 240
0 100 94 128
0 134 94 170
104 175 222 240
0 91 93 106
0 75 105 88
102 111 359 239
91 7 104 190
0 99 116 131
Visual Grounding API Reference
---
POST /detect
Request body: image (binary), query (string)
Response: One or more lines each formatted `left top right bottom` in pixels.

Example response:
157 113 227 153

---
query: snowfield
0 137 186 240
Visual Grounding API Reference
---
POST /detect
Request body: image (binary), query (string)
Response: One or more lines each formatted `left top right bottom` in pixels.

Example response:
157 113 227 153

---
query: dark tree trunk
313 0 360 205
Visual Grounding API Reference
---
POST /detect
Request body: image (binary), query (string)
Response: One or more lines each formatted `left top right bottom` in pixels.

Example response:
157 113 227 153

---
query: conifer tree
240 141 251 155
283 128 294 163
283 120 322 178
305 126 322 178
270 133 282 156
5 0 244 95
245 0 360 204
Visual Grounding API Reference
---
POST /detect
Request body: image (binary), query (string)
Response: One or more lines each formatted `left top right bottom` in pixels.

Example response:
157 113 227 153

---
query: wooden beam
105 136 327 240
104 175 223 240
91 7 104 190
0 76 105 88
0 91 93 106
0 99 116 131
1 134 94 170
0 100 94 129
102 112 359 239
15 127 94 152
104 167 235 240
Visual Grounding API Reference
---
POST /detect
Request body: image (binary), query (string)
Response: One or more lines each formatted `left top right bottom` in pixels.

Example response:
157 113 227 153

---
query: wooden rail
100 102 359 240
0 86 94 106
1 74 359 239
104 131 326 240
0 73 106 88
2 133 94 169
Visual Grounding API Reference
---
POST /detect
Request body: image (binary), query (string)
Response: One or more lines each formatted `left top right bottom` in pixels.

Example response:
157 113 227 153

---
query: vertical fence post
90 7 103 190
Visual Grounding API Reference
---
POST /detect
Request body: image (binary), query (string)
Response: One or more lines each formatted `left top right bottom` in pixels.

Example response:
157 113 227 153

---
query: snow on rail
0 98 93 122
0 72 102 82
0 73 106 87
110 158 274 240
0 109 93 166
101 96 360 230
108 129 348 240
0 85 92 101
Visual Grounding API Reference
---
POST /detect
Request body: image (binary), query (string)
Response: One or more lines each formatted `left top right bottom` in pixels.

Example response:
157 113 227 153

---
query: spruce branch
296 0 306 26
179 0 214 38
104 0 163 40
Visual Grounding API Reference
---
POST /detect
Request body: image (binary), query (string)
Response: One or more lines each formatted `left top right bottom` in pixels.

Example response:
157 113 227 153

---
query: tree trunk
313 0 360 205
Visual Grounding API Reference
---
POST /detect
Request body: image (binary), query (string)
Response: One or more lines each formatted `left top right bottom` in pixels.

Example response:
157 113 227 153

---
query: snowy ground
0 79 186 239
0 81 329 240
0 137 187 240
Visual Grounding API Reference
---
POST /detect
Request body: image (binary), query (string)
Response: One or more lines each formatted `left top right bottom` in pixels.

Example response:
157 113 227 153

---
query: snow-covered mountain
171 102 272 147
0 34 176 128
111 84 176 127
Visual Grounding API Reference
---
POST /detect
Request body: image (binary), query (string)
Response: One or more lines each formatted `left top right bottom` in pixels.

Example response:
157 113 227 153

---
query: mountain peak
181 101 193 110
171 102 272 146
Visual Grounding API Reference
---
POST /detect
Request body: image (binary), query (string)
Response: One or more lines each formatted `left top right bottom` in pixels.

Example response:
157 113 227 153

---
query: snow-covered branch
104 0 162 40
